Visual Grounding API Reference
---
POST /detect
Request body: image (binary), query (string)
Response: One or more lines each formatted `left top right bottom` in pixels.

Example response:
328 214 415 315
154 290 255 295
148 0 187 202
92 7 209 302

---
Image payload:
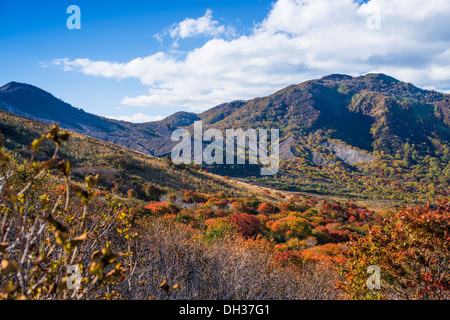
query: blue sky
0 0 272 121
2 0 450 122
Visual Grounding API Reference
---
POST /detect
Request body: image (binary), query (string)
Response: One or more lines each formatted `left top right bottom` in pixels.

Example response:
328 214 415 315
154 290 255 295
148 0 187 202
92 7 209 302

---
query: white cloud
155 9 236 45
106 113 164 123
53 0 450 111
171 9 231 39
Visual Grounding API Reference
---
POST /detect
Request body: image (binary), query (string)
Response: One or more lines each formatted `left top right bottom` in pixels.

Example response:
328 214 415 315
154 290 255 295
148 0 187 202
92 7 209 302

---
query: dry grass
120 218 341 300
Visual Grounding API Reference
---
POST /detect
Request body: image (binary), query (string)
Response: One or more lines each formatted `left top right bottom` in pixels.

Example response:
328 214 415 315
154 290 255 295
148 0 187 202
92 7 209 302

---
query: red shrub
230 213 263 238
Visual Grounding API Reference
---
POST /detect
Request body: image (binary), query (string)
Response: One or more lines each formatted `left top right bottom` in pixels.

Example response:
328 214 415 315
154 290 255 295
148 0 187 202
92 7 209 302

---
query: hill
1 74 450 202
194 74 450 202
1 76 449 300
199 73 450 157
3 74 449 161
0 81 176 157
0 109 276 201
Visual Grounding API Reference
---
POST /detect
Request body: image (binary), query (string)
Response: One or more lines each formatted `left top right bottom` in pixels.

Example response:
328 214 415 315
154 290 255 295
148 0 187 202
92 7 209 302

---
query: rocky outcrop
322 141 376 165
279 136 296 160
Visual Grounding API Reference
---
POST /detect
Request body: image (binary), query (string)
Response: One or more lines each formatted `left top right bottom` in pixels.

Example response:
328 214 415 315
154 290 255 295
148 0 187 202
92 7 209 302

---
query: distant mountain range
1 74 450 166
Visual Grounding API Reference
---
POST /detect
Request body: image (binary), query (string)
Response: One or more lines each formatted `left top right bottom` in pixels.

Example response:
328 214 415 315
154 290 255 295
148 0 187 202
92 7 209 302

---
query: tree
0 126 133 300
167 194 177 204
340 200 450 300
145 185 162 201
127 188 138 199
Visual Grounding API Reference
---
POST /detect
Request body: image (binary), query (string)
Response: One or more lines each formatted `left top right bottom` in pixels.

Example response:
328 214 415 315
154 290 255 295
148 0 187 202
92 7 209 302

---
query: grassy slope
0 109 401 211
0 109 277 200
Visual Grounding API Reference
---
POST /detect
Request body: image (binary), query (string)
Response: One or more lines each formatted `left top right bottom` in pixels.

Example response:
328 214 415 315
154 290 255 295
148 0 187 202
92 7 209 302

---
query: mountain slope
3 74 449 163
0 109 275 200
0 82 177 156
189 74 450 202
1 74 450 202
198 73 450 158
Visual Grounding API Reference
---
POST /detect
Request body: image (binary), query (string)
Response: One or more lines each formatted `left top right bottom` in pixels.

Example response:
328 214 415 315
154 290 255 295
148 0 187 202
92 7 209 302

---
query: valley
1 73 449 300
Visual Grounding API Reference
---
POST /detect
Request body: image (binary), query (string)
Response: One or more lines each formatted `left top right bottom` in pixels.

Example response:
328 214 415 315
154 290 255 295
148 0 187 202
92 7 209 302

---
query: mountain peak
320 74 353 81
156 111 200 127
361 73 400 83
319 73 401 84
0 81 31 91
0 81 52 96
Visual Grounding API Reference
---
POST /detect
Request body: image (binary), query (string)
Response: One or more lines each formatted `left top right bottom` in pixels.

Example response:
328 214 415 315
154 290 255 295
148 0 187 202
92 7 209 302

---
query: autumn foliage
340 200 450 300
2 123 449 300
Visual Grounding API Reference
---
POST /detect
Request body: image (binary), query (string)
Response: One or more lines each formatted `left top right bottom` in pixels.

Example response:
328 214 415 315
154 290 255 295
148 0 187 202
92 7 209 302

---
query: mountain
2 74 449 163
0 81 125 133
1 74 450 202
198 73 450 159
0 108 277 200
192 74 449 202
0 82 187 157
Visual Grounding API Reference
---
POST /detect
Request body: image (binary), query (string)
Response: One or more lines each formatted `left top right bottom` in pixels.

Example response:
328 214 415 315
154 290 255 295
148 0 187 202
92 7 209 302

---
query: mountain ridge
1 74 450 202
1 74 450 163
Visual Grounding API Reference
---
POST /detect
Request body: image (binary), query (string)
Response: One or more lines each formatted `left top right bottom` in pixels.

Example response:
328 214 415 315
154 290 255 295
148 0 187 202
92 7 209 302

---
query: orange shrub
145 202 180 215
258 202 279 214
300 243 346 264
341 200 450 300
